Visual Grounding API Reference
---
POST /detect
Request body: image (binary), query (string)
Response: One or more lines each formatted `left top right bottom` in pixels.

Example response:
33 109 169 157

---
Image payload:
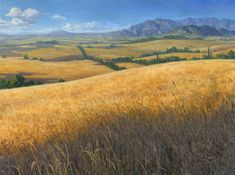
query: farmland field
0 58 113 82
0 38 235 83
84 39 235 59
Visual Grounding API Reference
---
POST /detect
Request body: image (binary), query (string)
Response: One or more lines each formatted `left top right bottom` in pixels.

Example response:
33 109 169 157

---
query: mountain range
110 17 235 37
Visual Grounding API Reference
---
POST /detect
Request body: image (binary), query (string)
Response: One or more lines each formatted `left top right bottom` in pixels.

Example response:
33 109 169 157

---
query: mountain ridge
111 17 235 37
170 25 235 36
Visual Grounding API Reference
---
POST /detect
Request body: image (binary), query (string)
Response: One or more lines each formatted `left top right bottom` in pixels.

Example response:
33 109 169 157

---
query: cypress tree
208 47 210 59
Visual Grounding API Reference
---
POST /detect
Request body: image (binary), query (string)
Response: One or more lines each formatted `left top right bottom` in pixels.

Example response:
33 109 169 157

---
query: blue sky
0 0 235 34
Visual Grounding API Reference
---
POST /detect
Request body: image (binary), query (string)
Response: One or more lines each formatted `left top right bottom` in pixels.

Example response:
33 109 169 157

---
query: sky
0 0 235 34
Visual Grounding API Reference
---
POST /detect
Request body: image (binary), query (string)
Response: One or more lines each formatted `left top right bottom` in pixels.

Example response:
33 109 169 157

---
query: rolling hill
0 59 233 151
46 30 76 37
0 60 234 174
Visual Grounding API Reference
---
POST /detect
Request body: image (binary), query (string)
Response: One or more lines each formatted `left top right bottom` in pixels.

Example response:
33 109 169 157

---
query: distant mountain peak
111 17 235 37
171 25 224 36
47 30 75 36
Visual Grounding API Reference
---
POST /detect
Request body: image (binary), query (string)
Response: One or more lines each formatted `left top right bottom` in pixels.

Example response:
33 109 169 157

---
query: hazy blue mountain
111 19 180 37
111 17 235 37
179 17 235 30
171 25 222 36
47 30 76 37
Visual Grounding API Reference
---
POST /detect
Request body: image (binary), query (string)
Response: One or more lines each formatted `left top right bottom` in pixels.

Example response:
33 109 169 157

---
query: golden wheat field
0 58 113 82
85 47 141 59
0 60 234 154
24 47 82 60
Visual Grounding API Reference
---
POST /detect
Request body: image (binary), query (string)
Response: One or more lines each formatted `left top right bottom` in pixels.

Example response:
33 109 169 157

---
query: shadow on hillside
0 101 234 175
0 72 60 83
42 55 84 62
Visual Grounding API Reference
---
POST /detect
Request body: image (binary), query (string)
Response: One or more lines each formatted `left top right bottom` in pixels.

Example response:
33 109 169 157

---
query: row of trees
193 49 235 60
23 54 44 61
89 57 126 71
0 74 41 89
108 55 187 66
139 47 200 58
110 56 134 63
77 46 126 71
132 56 187 65
216 50 235 59
108 47 235 66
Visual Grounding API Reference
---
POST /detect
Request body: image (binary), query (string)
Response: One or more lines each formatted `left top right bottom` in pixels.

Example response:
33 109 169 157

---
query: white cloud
0 7 42 34
5 7 41 27
6 7 40 20
6 7 22 18
10 18 29 26
63 21 120 33
22 8 40 20
52 14 66 21
0 18 7 26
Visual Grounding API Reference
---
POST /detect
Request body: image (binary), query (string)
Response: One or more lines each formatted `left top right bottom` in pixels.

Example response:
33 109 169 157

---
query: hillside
171 25 235 36
0 60 234 174
46 30 76 37
0 60 234 149
171 25 222 36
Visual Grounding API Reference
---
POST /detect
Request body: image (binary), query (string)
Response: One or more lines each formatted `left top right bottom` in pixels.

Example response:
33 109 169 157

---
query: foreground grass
0 60 234 174
1 109 234 175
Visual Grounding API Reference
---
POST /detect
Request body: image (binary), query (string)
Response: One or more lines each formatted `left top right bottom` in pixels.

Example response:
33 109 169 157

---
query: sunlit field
0 60 233 152
25 46 82 60
86 47 141 60
0 58 233 174
0 58 113 82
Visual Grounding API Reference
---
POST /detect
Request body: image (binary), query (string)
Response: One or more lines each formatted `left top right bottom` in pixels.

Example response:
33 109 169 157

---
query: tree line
139 46 200 58
0 74 41 89
77 46 126 71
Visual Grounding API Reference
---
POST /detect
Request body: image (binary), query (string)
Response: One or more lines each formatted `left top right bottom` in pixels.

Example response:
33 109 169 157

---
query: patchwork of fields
0 36 234 174
0 38 234 85
0 58 113 83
